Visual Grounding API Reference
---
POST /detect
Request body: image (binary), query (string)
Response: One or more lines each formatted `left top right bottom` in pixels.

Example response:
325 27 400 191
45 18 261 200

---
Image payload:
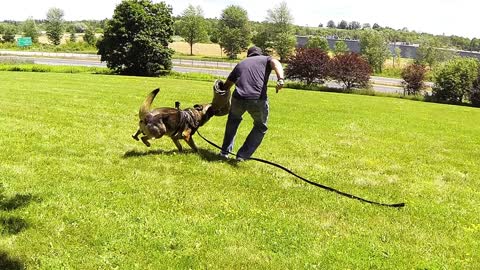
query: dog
132 88 212 152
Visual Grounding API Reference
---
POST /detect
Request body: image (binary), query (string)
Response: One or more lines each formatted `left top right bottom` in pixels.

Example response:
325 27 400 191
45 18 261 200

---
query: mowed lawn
0 71 479 269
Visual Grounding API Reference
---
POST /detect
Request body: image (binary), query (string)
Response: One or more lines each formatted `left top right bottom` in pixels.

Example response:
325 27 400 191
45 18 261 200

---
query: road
0 50 409 94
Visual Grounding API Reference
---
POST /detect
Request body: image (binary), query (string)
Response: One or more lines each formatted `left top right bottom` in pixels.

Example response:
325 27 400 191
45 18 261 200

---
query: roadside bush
470 70 480 106
401 63 427 95
285 48 330 85
432 58 479 103
328 52 372 90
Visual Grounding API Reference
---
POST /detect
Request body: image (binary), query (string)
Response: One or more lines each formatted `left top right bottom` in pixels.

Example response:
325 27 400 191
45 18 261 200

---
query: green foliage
218 5 250 59
470 73 480 106
97 0 174 76
416 38 457 67
333 40 349 55
1 24 17 43
251 22 274 55
401 63 427 95
46 8 65 45
305 36 329 51
22 18 39 43
177 5 208 55
83 24 97 46
360 30 390 73
432 57 479 103
267 1 295 61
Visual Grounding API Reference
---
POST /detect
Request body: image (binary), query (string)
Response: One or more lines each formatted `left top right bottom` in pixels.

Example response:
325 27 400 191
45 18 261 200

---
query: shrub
328 52 372 90
401 63 427 95
432 58 479 103
285 48 330 85
470 69 480 106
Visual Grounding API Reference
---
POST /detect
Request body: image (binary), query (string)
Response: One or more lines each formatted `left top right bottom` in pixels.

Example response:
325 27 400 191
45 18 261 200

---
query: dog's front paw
132 135 139 141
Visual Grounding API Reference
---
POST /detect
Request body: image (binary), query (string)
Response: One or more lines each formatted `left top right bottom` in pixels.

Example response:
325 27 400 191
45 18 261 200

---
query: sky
1 0 478 39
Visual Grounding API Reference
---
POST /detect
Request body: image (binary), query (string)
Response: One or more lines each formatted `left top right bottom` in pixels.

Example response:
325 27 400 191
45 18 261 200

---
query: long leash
196 130 405 208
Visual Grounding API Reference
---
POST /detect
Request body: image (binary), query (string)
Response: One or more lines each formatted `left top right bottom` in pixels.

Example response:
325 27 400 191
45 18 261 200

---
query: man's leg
237 99 269 159
221 97 246 156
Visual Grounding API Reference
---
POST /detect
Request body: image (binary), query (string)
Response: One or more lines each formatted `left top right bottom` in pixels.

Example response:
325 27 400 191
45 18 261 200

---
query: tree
362 23 371 29
69 32 76 42
218 5 250 59
266 1 295 61
360 30 390 73
432 58 479 103
415 38 456 67
252 22 274 55
1 24 16 43
401 63 427 95
470 68 480 106
83 24 97 46
46 8 65 45
334 40 349 55
305 35 329 51
97 0 174 76
348 21 361 30
177 5 208 56
22 17 39 43
372 23 381 30
338 20 348 29
285 48 330 85
328 52 372 90
327 20 336 28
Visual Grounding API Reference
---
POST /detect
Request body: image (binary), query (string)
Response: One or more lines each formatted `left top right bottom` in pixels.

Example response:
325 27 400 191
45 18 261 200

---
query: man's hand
276 78 284 93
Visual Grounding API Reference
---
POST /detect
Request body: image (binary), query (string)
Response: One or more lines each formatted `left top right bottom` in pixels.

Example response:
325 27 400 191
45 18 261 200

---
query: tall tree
252 22 274 55
22 17 39 43
327 20 336 28
338 20 348 29
266 1 296 61
177 5 208 56
97 0 174 76
218 5 250 59
1 24 16 43
46 8 65 45
83 24 97 46
360 30 390 73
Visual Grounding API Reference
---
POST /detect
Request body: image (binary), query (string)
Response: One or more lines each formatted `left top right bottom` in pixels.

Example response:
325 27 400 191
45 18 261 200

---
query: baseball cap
247 46 262 57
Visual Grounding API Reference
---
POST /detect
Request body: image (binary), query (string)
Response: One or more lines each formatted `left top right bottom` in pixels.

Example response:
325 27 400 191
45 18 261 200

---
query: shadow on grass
123 148 240 167
0 252 24 270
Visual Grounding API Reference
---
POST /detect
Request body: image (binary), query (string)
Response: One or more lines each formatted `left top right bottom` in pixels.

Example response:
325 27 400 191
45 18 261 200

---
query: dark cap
247 46 262 57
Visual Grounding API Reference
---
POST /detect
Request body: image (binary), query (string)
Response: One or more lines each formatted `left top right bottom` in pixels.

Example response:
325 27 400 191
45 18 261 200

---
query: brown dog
132 88 212 152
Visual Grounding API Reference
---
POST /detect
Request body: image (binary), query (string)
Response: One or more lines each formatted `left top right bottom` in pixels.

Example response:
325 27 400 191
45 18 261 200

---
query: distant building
296 36 480 60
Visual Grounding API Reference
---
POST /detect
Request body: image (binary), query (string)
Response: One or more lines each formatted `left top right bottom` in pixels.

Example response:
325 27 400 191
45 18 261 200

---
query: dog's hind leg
141 136 151 147
171 138 183 152
184 136 198 152
132 129 142 141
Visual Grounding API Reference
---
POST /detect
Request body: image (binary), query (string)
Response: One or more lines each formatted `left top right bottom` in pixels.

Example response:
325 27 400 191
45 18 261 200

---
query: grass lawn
0 71 479 269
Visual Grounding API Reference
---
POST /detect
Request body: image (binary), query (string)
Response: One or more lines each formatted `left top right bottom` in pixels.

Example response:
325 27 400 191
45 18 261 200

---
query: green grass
0 71 479 269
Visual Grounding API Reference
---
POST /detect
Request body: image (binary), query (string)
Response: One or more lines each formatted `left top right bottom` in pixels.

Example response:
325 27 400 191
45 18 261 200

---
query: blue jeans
221 97 269 159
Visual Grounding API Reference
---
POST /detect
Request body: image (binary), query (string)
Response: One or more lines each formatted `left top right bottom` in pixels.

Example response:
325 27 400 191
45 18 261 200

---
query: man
219 46 285 161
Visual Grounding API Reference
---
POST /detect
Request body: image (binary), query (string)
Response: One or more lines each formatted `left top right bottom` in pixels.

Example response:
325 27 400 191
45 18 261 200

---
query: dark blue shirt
228 55 273 100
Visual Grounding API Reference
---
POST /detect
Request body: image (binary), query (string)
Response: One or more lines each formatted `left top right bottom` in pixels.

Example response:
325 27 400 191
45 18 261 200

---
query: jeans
221 97 269 159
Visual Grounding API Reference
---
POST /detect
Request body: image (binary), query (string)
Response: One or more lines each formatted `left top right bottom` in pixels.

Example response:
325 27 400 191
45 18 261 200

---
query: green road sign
17 37 33 47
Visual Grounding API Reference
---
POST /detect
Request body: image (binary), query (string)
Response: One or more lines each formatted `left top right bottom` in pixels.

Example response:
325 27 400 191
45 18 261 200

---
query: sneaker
235 156 246 162
218 152 229 160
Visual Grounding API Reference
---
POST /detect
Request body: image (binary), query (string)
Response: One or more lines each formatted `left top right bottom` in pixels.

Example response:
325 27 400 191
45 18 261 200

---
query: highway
0 51 410 94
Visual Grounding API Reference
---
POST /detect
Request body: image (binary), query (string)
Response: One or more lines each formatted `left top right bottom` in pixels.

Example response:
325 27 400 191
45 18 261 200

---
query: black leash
196 130 405 208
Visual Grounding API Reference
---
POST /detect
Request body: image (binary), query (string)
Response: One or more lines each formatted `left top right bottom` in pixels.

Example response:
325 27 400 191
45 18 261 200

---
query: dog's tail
139 88 160 119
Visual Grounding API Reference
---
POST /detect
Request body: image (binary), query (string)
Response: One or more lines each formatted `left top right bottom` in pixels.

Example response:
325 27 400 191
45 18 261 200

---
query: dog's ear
193 104 203 111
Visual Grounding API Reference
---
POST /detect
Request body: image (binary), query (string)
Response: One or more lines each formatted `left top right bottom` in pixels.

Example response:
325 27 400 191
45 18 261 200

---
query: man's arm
223 79 235 90
270 59 285 93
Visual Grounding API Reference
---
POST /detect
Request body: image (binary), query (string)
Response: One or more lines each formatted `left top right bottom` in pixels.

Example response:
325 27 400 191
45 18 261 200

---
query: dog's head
193 103 213 126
